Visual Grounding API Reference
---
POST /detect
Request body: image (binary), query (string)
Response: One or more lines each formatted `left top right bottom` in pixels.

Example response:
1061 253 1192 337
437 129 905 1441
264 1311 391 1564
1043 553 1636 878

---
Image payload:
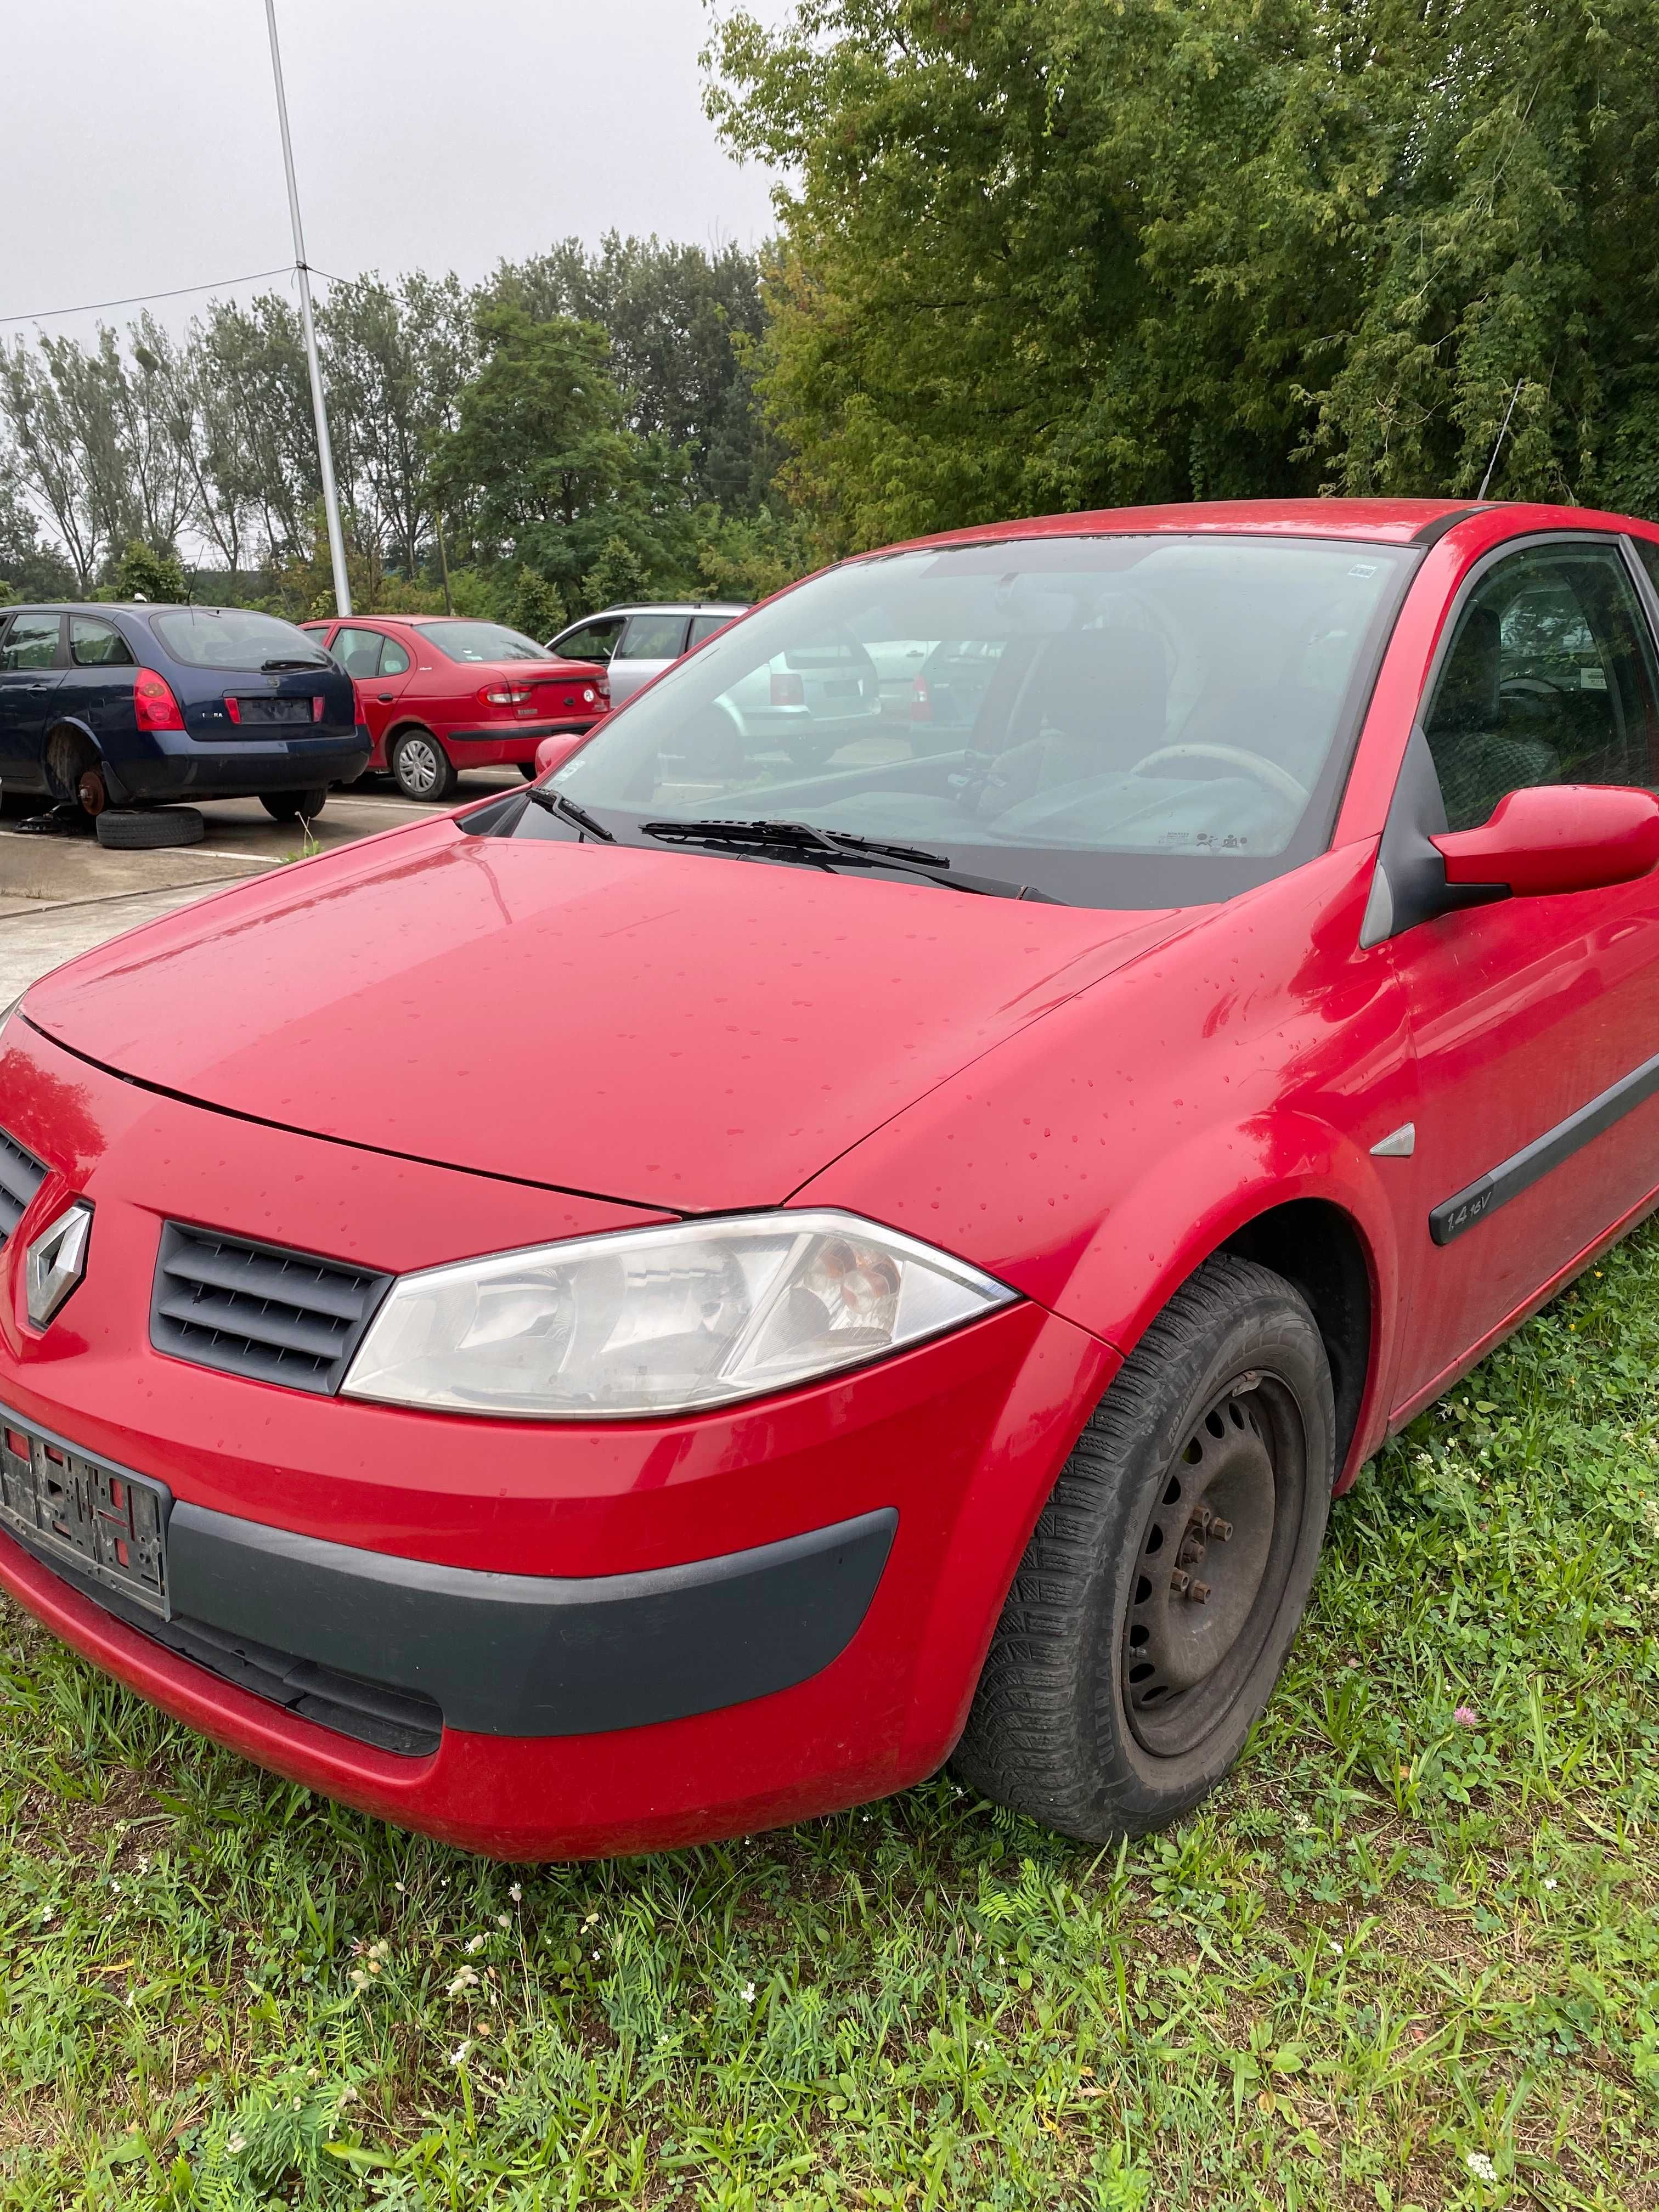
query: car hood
24 820 1182 1212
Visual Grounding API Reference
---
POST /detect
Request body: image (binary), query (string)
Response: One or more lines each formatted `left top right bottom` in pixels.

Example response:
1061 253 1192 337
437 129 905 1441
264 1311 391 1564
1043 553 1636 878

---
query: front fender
797 843 1418 1477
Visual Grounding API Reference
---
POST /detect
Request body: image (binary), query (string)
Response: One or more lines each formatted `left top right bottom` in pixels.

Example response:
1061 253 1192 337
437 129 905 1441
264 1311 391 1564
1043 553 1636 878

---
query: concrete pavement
0 771 522 1000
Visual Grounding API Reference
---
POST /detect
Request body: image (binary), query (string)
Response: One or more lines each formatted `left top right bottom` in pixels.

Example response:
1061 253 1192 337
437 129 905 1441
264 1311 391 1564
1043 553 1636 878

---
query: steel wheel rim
400 738 439 795
1121 1369 1307 1759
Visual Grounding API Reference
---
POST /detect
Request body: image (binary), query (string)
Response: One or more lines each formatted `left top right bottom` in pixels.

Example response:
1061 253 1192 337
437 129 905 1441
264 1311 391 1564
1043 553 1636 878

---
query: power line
0 263 308 330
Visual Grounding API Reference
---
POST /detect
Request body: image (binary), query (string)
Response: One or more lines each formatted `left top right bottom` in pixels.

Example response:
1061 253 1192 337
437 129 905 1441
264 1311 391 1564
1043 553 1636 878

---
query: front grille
151 1223 390 1395
143 1610 442 1756
0 1128 47 1245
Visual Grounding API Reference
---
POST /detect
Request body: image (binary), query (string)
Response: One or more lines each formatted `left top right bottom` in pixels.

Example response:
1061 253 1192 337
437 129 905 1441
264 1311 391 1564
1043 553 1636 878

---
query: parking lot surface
0 771 522 1000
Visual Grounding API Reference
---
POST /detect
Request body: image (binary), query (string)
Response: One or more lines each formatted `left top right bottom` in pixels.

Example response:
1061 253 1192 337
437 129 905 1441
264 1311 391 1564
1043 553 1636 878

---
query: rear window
419 622 545 663
149 608 330 672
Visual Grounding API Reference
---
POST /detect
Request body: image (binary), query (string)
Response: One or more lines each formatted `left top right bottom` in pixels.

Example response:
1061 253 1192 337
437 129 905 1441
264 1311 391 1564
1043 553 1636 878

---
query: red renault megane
4 498 1659 1859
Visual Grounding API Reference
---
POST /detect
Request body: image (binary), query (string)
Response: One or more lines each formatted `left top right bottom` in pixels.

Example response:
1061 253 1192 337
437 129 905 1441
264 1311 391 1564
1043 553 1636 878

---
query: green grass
3 1234 1658 2212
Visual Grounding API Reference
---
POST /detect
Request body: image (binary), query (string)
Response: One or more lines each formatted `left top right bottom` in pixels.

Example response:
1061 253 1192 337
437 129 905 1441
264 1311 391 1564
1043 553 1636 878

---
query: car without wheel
7 498 1659 1859
300 614 610 802
0 602 366 829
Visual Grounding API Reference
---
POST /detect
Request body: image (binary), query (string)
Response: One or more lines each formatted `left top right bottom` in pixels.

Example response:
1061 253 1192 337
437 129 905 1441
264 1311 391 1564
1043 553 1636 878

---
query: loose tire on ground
389 728 457 803
954 1254 1334 1840
259 788 329 822
95 808 205 851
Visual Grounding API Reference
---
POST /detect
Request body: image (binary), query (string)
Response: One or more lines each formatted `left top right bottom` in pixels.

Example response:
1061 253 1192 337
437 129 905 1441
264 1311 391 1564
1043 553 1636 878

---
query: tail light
911 674 933 723
223 694 242 725
771 670 805 708
133 668 185 732
480 682 533 708
312 695 326 721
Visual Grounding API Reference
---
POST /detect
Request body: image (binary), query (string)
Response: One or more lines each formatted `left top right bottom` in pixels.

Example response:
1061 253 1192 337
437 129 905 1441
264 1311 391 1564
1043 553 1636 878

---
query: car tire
95 808 205 851
389 729 457 803
953 1254 1334 1841
259 788 329 822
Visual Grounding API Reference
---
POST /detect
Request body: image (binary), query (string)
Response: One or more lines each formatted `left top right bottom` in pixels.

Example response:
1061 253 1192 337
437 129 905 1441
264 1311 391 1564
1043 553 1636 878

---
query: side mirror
533 730 589 779
1433 785 1659 899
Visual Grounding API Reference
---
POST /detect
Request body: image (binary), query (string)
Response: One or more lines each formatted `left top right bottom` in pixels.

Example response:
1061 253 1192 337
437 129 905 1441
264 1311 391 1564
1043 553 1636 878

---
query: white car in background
547 603 748 705
551 600 887 768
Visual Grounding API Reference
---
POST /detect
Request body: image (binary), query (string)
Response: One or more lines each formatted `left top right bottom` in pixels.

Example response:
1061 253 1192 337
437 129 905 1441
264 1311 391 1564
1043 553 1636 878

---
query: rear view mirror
534 730 589 779
1432 785 1659 899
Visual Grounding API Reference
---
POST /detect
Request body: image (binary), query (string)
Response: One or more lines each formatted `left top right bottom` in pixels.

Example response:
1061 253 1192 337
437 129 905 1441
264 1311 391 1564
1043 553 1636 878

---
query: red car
298 614 608 800
5 497 1659 1860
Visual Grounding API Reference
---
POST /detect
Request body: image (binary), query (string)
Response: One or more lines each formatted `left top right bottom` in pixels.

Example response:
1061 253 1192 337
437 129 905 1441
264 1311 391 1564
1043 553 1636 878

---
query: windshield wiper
638 816 1056 900
642 817 950 867
261 655 326 671
526 786 615 841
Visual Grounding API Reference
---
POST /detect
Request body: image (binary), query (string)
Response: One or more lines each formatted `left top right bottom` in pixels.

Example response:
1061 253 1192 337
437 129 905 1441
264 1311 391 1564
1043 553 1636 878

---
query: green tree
111 538 189 602
506 564 567 641
707 0 1659 547
488 234 775 510
579 534 649 614
429 306 667 595
0 461 76 602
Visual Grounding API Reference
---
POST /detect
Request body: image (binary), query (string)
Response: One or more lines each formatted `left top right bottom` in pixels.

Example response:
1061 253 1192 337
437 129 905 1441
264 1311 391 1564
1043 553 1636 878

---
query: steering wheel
1130 742 1309 809
1500 674 1569 698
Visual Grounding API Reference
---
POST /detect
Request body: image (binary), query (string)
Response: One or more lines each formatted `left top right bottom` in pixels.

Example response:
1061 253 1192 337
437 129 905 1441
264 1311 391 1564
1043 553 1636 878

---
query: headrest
1035 627 1167 747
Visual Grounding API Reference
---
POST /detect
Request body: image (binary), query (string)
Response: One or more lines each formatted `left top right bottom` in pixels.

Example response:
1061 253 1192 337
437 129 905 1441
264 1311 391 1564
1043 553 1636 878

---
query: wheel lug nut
1189 1580 1211 1604
1169 1568 1190 1594
1209 1517 1233 1542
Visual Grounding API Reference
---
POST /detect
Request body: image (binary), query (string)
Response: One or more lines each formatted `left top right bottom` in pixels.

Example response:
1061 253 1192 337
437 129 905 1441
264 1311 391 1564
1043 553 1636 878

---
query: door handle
376 692 394 701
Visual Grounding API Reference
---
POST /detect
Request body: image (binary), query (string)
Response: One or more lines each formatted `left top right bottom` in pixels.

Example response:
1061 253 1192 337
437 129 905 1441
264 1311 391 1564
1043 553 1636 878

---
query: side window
69 615 134 667
1423 541 1659 831
554 618 624 662
0 613 61 672
1630 538 1659 602
379 636 411 676
687 613 733 648
619 613 690 662
331 625 386 679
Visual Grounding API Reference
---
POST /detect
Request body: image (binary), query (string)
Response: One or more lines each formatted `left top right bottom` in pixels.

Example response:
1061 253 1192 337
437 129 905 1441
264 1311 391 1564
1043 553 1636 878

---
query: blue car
0 602 368 826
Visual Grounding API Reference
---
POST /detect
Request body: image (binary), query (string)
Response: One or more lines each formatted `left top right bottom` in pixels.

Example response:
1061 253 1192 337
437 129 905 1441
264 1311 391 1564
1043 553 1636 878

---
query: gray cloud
3 0 786 342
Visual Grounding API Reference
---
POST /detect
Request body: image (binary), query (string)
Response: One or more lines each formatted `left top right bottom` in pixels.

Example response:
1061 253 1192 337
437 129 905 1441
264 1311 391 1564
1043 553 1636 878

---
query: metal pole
263 0 351 615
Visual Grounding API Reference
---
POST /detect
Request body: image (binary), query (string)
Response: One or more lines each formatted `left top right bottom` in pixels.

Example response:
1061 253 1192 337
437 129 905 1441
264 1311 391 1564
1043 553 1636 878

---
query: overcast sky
1 0 789 345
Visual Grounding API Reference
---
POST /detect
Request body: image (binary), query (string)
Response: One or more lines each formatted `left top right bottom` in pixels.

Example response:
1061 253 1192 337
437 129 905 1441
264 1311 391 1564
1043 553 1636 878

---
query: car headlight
340 1210 1015 1420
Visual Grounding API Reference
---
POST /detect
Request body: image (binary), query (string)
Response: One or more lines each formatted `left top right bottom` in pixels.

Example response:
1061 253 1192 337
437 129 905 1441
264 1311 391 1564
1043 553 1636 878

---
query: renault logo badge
25 1202 92 1330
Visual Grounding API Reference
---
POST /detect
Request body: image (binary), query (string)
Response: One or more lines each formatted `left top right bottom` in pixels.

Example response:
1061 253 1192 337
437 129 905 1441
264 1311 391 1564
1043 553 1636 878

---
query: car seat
1424 603 1560 831
978 628 1167 816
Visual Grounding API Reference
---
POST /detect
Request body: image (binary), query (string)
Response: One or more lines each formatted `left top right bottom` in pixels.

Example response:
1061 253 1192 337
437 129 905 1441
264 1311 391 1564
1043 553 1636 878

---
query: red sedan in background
300 615 608 800
7 498 1659 1860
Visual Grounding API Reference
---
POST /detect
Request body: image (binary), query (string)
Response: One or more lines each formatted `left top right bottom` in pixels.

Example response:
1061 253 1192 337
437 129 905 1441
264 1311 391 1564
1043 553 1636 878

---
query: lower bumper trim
168 1499 899 1738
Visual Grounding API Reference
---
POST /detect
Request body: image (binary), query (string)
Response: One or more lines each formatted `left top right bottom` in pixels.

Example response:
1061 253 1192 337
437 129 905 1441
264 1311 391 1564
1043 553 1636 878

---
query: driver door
1385 532 1659 1416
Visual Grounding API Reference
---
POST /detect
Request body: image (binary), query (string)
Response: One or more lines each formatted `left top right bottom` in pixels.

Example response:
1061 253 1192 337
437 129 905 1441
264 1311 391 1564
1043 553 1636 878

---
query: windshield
421 622 546 663
148 607 330 672
502 534 1415 909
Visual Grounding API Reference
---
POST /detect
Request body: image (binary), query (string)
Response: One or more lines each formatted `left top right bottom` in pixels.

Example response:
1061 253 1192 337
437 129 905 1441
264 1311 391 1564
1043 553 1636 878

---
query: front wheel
954 1254 1334 1840
259 788 329 822
389 729 457 803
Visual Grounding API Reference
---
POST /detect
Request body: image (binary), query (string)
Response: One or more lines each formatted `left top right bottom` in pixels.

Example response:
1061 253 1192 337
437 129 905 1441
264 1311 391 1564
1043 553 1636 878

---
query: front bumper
0 1020 1115 1858
0 1397 894 1741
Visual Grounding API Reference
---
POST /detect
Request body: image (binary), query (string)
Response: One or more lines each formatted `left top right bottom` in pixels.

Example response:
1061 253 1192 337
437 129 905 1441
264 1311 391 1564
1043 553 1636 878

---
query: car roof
0 602 236 617
873 496 1659 559
565 602 750 620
